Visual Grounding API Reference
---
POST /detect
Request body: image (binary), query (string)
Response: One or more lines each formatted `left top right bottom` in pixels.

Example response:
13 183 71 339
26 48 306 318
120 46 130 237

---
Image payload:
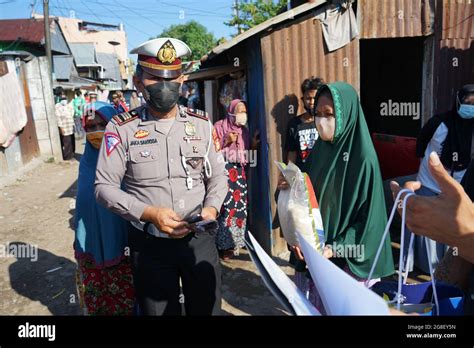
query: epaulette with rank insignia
112 110 139 126
186 107 209 121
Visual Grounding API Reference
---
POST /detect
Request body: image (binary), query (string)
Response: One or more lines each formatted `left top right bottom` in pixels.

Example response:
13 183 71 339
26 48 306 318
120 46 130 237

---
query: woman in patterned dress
214 99 259 260
74 102 135 315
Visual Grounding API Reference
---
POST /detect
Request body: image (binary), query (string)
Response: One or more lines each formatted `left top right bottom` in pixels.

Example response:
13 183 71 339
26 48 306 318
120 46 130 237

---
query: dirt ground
0 140 293 316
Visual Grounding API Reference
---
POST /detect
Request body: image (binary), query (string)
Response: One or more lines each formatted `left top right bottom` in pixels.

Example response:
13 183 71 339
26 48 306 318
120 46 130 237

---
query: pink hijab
214 99 250 165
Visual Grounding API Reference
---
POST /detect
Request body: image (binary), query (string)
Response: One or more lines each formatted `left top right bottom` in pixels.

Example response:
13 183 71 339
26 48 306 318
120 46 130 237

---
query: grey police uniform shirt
94 104 228 238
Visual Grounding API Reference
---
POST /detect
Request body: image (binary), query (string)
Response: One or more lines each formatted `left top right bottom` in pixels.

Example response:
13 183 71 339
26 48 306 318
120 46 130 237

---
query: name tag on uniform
183 136 202 142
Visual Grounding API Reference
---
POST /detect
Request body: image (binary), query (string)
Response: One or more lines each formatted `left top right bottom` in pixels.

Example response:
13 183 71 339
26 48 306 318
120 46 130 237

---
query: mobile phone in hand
186 216 218 233
186 214 203 225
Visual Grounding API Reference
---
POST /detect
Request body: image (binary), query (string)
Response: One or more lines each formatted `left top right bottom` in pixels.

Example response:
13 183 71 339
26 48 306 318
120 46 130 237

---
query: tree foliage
156 20 221 60
226 0 288 34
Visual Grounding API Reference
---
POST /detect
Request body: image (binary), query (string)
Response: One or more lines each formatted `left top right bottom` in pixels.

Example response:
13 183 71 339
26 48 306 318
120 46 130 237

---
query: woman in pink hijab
213 99 259 260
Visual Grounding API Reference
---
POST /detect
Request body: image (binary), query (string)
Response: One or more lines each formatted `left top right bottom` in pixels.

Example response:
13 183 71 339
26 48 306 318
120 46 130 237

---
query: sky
0 0 237 54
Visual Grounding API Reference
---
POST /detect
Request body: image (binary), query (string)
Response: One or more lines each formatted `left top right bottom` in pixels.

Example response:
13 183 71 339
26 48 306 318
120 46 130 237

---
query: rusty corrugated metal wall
434 0 474 115
359 0 436 38
260 12 359 254
440 0 474 39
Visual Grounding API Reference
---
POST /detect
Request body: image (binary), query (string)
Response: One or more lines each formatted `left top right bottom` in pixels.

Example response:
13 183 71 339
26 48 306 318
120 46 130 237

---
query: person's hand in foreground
277 172 289 190
390 152 474 263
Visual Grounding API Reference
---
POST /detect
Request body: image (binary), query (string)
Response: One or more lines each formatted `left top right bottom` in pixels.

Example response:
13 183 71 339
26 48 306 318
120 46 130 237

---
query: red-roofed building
0 18 70 56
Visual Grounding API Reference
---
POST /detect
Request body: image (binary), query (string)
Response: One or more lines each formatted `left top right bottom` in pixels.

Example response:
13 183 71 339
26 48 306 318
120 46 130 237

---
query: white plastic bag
276 161 325 252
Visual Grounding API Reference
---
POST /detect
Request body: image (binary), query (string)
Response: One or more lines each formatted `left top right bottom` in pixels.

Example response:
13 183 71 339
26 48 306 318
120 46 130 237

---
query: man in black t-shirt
285 77 324 168
279 76 324 270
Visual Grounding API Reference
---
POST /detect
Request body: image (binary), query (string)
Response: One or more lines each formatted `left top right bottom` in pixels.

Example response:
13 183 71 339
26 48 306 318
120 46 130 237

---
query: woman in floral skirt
213 99 259 260
74 102 135 315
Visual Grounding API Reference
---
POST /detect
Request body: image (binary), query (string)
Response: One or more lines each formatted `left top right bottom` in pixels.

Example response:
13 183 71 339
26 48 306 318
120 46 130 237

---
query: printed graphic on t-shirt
298 127 318 162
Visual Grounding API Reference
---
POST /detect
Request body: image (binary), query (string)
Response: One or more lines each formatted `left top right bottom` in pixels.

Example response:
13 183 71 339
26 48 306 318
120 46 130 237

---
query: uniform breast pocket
128 145 161 180
180 142 207 176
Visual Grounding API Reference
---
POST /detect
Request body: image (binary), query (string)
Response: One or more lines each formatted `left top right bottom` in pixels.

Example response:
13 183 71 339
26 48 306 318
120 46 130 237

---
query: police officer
94 38 228 315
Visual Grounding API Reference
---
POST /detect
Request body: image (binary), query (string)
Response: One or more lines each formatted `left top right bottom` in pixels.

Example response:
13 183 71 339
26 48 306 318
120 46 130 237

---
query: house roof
56 17 128 63
0 18 70 55
53 55 77 80
0 50 34 61
96 52 121 81
185 64 246 81
204 0 326 60
0 19 44 44
69 42 100 67
53 75 96 90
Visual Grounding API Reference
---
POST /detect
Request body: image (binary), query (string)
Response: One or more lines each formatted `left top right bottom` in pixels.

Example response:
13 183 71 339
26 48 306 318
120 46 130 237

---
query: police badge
157 40 177 64
184 121 196 136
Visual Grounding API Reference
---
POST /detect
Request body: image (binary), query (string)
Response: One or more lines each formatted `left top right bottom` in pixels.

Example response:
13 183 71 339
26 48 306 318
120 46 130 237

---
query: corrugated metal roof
69 42 99 67
96 52 121 81
50 20 71 55
185 64 246 81
0 19 44 44
358 0 436 38
0 18 70 55
441 0 474 39
57 17 129 63
52 75 96 90
205 0 327 59
53 55 76 80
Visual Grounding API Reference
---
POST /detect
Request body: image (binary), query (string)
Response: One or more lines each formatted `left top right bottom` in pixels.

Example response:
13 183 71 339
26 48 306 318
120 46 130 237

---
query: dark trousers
128 226 222 316
59 130 75 160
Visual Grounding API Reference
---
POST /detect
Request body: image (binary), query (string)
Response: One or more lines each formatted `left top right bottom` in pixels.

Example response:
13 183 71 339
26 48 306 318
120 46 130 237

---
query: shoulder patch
112 110 139 126
104 132 121 156
186 108 209 121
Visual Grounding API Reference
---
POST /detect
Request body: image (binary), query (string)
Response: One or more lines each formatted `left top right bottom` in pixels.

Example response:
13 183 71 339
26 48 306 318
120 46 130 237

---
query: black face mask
144 81 180 113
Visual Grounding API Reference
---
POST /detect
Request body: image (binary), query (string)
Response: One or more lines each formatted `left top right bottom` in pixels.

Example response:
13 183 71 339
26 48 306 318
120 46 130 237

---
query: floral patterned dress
216 162 248 253
75 253 135 316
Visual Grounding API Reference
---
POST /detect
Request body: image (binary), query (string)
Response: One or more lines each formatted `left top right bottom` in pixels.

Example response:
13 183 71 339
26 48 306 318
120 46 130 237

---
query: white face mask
235 112 248 126
315 116 335 142
60 100 67 106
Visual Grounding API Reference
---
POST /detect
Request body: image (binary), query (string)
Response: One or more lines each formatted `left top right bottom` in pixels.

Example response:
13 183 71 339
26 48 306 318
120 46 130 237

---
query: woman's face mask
86 131 104 149
457 96 474 119
235 112 248 127
315 116 335 142
458 104 474 119
314 95 336 142
60 100 67 106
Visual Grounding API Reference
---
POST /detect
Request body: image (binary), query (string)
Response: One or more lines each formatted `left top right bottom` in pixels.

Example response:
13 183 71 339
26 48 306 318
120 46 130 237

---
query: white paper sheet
245 232 320 316
298 234 390 315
